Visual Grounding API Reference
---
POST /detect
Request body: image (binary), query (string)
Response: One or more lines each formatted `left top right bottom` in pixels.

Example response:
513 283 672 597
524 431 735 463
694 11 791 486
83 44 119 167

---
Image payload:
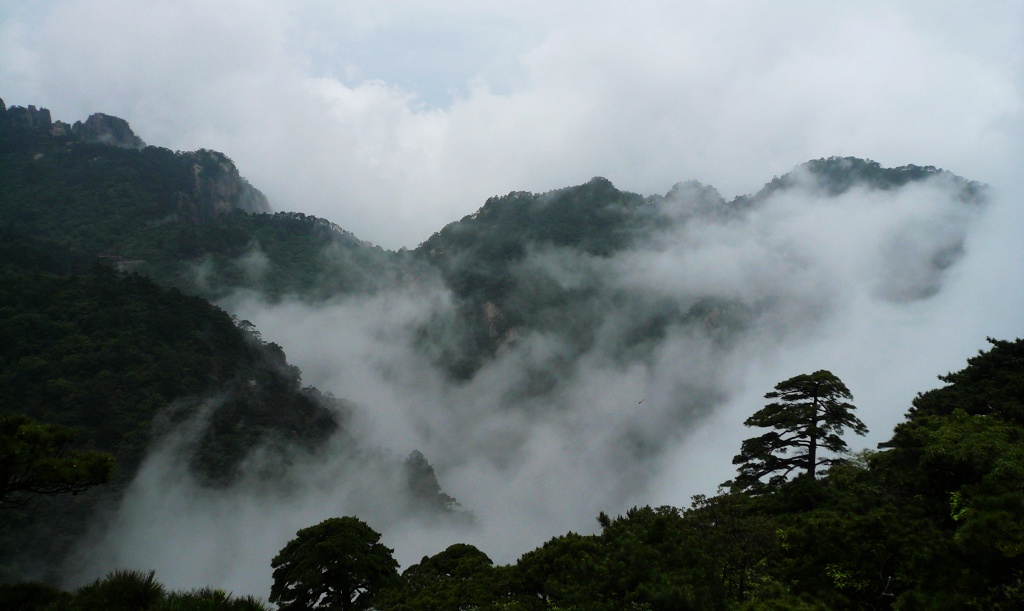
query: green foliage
754 156 986 201
2 101 1017 610
270 516 400 610
0 256 342 581
0 570 270 610
0 413 115 509
377 543 520 610
0 265 340 484
403 451 464 516
61 338 1004 610
67 569 167 611
412 178 758 381
901 337 1024 424
506 504 777 610
730 370 867 492
0 107 401 304
412 179 660 378
0 580 71 610
683 493 780 605
860 341 1024 608
158 588 269 611
514 531 607 608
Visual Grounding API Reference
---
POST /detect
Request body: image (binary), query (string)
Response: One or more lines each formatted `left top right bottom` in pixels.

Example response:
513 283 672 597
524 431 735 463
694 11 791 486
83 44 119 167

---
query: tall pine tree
730 370 867 492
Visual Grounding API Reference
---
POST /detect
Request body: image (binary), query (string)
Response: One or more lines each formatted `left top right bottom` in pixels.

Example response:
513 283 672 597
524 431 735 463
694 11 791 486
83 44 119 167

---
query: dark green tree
269 516 399 610
0 413 115 509
730 370 866 492
378 543 508 610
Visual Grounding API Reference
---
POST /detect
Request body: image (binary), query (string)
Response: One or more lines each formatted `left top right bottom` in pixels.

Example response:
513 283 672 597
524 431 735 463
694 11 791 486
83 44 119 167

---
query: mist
4 0 1021 601
62 166 1018 600
3 2 1020 250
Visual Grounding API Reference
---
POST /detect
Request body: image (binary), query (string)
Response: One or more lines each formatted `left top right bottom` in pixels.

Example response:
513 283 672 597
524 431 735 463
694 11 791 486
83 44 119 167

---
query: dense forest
1 98 1018 609
5 337 1023 609
0 99 465 587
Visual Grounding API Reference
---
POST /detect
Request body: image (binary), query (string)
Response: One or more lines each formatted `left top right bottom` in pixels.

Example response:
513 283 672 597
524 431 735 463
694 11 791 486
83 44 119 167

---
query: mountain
413 159 984 379
0 100 467 582
0 99 988 589
0 99 405 301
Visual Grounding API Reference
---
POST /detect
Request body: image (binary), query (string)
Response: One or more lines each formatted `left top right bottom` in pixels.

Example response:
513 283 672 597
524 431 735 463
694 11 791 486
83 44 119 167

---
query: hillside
0 99 401 301
0 100 466 583
413 160 984 379
1 101 986 386
0 99 998 602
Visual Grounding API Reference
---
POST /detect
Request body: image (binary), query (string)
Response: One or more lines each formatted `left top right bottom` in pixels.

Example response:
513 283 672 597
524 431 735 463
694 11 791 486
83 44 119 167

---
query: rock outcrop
1 99 269 216
72 113 146 149
180 149 271 216
3 103 53 130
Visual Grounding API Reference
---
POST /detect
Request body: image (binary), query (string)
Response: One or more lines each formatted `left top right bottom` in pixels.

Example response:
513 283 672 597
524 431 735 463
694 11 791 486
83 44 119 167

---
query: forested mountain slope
0 99 1001 606
0 99 400 301
0 100 464 583
0 235 346 580
413 159 984 380
2 100 985 384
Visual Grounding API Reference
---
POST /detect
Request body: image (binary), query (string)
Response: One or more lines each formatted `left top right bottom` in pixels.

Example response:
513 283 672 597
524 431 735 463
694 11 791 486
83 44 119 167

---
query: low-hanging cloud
2 1 1020 248
4 0 1022 601
65 169 1000 600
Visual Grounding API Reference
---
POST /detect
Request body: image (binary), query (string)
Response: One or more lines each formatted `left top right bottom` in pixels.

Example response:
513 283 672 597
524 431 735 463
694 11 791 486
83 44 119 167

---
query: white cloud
3 0 1023 599
2 1 1020 247
73 169 985 596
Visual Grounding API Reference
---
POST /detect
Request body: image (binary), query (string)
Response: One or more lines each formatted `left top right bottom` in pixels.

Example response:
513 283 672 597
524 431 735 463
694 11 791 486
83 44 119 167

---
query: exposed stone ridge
71 113 146 149
181 149 271 215
1 98 269 215
2 102 53 131
1 100 145 149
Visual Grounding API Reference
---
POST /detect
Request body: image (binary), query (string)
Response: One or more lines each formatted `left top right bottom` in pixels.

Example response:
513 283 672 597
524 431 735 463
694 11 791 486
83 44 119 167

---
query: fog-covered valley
50 158 997 597
2 2 1023 607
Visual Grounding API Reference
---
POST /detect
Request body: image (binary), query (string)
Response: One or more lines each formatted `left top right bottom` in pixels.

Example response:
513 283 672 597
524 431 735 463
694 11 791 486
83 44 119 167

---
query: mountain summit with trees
0 98 1014 609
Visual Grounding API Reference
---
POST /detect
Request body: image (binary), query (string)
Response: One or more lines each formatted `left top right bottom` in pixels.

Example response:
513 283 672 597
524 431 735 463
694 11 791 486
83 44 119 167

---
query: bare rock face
2 100 270 215
180 149 272 216
3 104 53 130
71 113 146 149
50 121 72 136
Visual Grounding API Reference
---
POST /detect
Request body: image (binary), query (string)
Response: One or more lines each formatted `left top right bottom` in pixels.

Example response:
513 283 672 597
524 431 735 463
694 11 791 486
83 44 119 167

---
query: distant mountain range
0 98 985 582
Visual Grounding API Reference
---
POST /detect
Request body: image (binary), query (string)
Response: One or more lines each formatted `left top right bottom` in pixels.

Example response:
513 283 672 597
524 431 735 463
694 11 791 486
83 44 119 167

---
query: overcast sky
1 1 1021 249
4 0 1024 593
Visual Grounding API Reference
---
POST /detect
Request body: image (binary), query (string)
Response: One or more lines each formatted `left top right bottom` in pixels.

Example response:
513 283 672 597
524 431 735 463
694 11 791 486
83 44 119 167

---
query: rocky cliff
71 112 146 149
0 98 270 216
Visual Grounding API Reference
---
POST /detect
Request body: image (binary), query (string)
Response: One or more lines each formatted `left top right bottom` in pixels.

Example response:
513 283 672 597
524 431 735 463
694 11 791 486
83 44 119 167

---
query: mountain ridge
0 98 991 590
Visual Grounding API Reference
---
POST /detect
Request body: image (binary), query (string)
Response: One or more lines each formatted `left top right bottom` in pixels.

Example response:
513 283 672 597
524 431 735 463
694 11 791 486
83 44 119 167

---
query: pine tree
730 370 867 492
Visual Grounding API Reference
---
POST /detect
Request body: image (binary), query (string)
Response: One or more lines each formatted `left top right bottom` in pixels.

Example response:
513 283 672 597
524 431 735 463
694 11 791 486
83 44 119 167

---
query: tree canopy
0 414 115 509
269 516 399 610
730 370 867 492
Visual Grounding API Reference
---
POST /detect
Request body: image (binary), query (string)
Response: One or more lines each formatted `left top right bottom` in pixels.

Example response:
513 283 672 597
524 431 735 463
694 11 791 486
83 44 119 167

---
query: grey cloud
2 0 1022 600
65 168 997 599
4 2 1019 248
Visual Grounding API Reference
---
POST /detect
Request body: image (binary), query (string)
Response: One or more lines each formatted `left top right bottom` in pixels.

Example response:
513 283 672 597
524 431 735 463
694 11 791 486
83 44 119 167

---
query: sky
3 0 1024 598
1 1 1021 249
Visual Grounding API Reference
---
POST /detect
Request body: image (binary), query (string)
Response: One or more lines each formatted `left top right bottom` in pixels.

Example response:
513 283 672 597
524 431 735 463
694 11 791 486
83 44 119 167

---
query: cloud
2 1 1020 248
65 168 1002 599
3 0 1023 599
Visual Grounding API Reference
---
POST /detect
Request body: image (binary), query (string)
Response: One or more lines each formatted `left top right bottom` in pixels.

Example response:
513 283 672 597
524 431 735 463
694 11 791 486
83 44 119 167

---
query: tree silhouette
730 370 867 492
270 516 399 610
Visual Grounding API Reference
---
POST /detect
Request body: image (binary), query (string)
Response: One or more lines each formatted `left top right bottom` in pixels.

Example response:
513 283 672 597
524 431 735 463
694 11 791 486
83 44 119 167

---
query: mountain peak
1 101 145 149
71 112 146 149
1 102 53 131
